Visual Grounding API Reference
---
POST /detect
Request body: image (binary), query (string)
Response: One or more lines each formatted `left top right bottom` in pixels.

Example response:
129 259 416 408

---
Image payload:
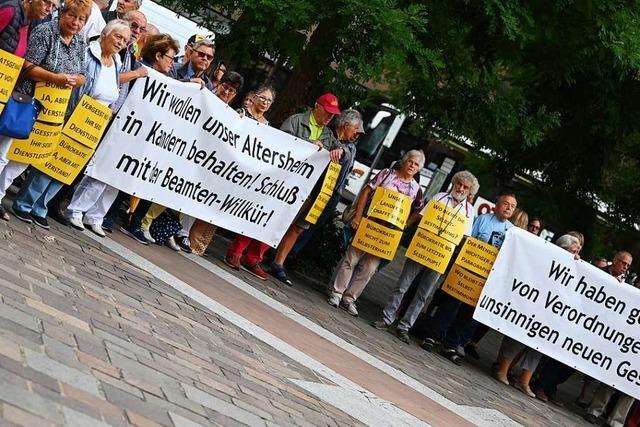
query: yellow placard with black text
0 49 25 104
418 200 469 245
34 135 94 185
6 122 62 164
320 162 341 195
62 95 112 149
305 191 330 224
33 82 71 124
367 188 412 229
454 237 499 278
351 218 402 260
442 264 486 306
405 228 456 274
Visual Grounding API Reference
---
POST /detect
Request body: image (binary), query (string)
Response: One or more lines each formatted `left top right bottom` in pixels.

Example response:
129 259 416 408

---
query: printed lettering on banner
474 227 640 400
442 264 486 306
455 237 499 278
35 135 94 184
351 218 402 260
0 50 24 104
85 67 329 247
418 200 469 245
305 191 331 224
405 228 456 274
33 82 71 124
62 95 112 149
367 187 412 229
6 121 61 164
305 162 342 224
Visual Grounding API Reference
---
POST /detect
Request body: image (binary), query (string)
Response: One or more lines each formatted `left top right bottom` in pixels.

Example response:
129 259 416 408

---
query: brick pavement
0 212 596 427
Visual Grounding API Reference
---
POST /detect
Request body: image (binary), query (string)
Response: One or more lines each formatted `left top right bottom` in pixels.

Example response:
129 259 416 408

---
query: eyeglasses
129 21 147 33
194 50 214 61
219 83 237 95
255 95 273 104
42 0 58 11
528 224 540 230
162 53 175 61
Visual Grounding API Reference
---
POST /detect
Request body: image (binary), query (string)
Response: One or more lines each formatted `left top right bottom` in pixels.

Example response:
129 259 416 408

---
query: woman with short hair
329 150 425 317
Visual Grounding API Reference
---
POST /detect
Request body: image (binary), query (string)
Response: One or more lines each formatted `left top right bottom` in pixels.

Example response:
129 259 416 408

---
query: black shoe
440 348 463 366
372 320 389 331
120 225 149 245
269 263 293 286
464 344 480 360
12 208 32 223
30 214 50 230
395 329 411 344
420 338 437 352
48 209 68 226
176 236 192 253
583 413 598 424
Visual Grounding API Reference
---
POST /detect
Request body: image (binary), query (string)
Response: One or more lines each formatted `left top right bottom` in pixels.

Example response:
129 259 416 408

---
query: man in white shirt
373 171 478 344
79 0 108 42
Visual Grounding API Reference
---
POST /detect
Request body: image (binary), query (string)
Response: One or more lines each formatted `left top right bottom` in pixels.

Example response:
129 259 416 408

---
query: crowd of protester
0 0 638 425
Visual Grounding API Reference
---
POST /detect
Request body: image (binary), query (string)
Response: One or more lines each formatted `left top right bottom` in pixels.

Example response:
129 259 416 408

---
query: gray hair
101 19 131 39
555 234 581 252
122 10 146 23
401 149 425 169
192 39 215 51
335 109 362 129
614 251 633 262
132 0 143 8
452 170 479 197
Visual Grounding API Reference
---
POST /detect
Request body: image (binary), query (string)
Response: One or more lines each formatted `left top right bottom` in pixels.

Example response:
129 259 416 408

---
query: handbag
0 92 42 139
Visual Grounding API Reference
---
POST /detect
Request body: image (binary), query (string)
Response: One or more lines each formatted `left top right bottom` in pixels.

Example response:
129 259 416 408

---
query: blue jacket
68 40 120 115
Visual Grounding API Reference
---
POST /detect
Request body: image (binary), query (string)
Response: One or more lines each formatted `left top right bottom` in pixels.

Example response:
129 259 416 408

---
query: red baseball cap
316 93 341 115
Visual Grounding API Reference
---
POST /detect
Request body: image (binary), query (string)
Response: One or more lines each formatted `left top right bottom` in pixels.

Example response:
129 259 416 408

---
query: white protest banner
474 228 640 400
86 68 329 247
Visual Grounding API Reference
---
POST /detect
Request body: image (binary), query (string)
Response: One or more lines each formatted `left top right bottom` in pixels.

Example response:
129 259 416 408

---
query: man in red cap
269 93 345 286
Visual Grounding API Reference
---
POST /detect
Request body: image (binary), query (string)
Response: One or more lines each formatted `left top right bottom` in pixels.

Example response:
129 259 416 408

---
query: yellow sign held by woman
418 200 469 245
0 49 25 104
62 95 112 149
33 81 71 124
7 121 61 164
406 228 456 274
35 136 94 184
455 237 499 278
367 187 412 229
351 218 403 260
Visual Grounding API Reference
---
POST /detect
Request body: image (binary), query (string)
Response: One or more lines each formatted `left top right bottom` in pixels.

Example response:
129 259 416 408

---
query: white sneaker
166 236 180 251
340 300 358 317
327 293 341 307
68 217 85 231
142 228 156 244
86 224 106 238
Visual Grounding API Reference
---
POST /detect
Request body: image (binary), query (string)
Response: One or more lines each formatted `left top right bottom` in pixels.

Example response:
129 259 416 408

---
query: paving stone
182 383 267 427
0 382 63 423
24 349 100 396
101 383 172 426
168 412 205 427
25 298 91 332
125 410 165 427
2 403 55 427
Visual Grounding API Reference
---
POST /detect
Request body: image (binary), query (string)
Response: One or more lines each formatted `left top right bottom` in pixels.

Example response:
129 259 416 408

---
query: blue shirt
471 213 512 249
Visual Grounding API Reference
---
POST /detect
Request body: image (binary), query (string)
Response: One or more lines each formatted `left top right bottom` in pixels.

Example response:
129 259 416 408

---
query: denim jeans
13 168 64 217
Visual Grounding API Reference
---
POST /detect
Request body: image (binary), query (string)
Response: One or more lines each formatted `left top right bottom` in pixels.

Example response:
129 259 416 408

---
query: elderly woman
329 150 426 317
493 233 581 397
60 20 133 236
4 0 91 228
223 86 277 277
0 0 65 221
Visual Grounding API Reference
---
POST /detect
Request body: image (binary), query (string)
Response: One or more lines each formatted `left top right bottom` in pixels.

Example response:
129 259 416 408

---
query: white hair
101 19 131 39
401 149 425 169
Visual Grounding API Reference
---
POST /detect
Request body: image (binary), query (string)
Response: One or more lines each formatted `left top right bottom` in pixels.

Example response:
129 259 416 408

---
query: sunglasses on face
194 50 214 61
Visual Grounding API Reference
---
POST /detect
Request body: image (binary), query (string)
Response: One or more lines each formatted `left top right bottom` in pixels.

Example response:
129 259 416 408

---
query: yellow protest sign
405 228 456 274
35 135 94 184
6 121 61 164
33 82 71 124
351 218 403 260
320 162 341 195
0 49 24 104
305 191 331 224
418 200 469 245
442 264 486 306
62 95 112 149
455 237 499 278
367 187 412 229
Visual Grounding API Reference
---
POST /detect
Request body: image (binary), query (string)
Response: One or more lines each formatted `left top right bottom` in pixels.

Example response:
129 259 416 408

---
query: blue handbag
0 92 43 139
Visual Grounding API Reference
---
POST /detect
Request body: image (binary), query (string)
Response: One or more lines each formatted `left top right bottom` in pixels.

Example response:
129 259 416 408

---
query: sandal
0 206 9 221
440 348 463 366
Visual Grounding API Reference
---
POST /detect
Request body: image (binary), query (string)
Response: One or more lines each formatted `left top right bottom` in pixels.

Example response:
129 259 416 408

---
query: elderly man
584 251 634 427
269 94 345 286
102 0 141 21
425 193 517 363
372 171 478 343
169 39 215 91
290 109 364 257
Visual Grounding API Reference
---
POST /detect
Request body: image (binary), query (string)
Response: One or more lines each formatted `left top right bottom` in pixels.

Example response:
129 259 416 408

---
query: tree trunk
269 19 339 126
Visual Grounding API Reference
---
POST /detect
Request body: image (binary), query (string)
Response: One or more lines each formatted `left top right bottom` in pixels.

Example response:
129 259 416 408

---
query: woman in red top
0 0 57 56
